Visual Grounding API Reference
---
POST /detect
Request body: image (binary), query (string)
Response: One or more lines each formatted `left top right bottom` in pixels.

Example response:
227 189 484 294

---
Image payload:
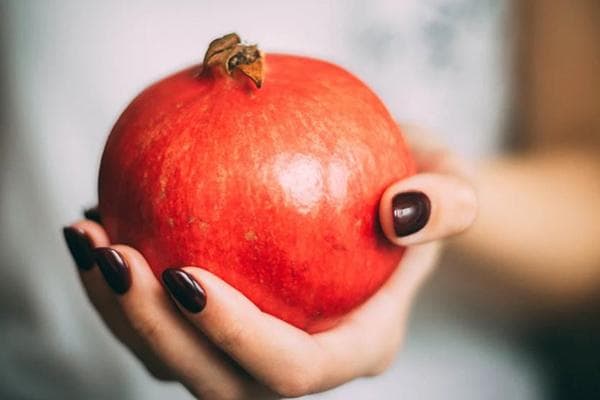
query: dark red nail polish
162 269 206 313
93 248 131 295
63 227 95 270
83 206 101 224
392 191 431 237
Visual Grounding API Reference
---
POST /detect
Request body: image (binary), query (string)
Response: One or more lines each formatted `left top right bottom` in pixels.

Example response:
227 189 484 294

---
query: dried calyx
202 33 264 88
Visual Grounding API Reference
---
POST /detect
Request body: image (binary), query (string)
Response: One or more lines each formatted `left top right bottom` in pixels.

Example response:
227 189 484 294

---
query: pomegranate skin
99 54 415 332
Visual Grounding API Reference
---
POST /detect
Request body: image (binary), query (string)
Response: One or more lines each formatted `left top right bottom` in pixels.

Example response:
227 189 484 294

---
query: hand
62 124 476 399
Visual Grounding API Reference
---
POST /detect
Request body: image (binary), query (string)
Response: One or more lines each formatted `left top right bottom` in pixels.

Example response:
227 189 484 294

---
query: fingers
65 191 438 398
163 242 440 397
163 267 327 397
88 245 259 399
64 219 271 397
64 220 173 380
63 220 110 270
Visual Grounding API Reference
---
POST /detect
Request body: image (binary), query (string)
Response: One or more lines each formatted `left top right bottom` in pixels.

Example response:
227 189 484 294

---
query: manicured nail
93 248 131 295
162 269 207 313
392 191 431 237
83 206 101 224
63 227 95 270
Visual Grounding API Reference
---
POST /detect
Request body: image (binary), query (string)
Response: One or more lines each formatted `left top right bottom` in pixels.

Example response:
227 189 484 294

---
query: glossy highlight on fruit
99 33 415 332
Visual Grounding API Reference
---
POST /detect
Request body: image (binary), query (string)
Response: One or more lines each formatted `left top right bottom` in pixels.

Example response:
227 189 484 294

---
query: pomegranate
99 33 415 332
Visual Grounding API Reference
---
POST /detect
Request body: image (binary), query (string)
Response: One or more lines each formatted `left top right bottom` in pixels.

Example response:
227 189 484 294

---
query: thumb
379 172 477 246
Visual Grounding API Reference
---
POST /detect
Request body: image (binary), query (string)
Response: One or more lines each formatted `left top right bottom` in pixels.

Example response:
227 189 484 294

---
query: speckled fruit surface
98 53 414 332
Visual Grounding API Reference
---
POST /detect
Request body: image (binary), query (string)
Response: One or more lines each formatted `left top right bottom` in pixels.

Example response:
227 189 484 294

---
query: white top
0 0 544 399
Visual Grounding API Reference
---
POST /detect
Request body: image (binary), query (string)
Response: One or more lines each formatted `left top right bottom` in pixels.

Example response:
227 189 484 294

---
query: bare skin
66 124 476 399
453 0 600 307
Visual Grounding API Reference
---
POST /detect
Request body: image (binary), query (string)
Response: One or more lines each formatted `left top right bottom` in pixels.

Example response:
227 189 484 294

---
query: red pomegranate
99 33 415 332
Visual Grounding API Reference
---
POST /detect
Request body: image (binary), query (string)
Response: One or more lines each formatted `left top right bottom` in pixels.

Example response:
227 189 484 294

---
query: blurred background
1 0 599 399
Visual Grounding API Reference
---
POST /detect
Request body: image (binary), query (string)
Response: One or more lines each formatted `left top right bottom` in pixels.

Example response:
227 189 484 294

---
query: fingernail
93 248 131 295
162 269 206 313
83 207 101 224
63 227 95 270
392 191 431 237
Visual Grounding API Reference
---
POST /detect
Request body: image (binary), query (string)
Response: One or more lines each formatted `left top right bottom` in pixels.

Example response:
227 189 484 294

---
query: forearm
466 0 600 306
452 149 600 305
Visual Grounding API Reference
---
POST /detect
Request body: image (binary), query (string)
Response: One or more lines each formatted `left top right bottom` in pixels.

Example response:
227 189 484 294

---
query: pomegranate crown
202 32 264 88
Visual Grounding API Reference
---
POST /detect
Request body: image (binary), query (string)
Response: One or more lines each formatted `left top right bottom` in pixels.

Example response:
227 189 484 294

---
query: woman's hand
62 125 476 399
